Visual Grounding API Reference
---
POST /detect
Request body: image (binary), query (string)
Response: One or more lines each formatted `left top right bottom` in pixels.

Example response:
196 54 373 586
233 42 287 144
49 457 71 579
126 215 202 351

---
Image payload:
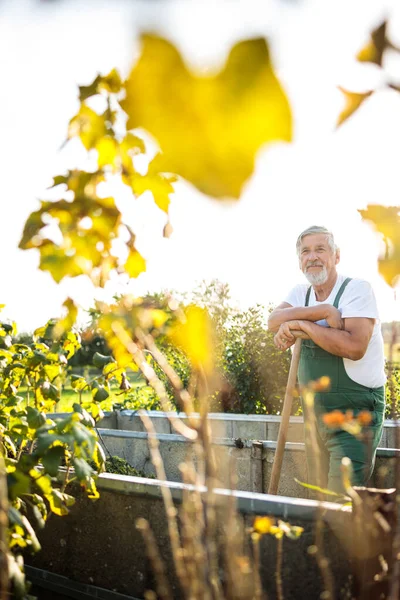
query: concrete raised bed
26 474 357 600
97 429 399 498
87 410 400 448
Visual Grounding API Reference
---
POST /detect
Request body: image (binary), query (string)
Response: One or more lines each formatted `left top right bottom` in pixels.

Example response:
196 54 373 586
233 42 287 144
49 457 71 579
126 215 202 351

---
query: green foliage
100 455 155 478
385 365 400 419
214 305 292 414
0 316 108 598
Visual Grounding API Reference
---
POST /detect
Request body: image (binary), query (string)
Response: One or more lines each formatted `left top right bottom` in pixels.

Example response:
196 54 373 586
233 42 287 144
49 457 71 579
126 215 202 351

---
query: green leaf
41 446 65 477
36 432 71 455
31 493 48 527
294 478 348 499
93 352 114 368
92 385 109 402
40 381 59 401
71 374 88 392
46 488 75 516
26 407 47 430
72 403 95 427
92 441 106 471
32 472 53 496
7 470 31 500
21 514 41 552
72 457 94 481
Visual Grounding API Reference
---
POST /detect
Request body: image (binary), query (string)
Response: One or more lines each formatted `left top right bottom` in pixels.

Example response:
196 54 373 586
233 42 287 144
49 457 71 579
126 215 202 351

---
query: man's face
298 234 339 285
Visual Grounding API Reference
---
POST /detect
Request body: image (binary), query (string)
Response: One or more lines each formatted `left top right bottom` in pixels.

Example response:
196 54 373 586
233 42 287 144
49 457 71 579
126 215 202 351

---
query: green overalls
298 278 385 493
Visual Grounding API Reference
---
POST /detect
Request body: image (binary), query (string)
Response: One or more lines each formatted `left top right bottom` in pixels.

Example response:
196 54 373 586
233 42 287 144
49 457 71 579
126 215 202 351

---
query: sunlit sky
1 0 400 332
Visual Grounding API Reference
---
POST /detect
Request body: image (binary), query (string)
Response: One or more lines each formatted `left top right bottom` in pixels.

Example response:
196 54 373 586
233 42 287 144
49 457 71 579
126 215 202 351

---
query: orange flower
322 410 346 427
310 376 331 392
357 410 372 426
344 410 354 422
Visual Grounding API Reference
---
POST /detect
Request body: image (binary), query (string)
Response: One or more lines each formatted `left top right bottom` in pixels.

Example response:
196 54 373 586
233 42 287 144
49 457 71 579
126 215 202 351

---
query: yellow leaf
68 104 107 150
129 171 173 213
98 313 138 370
120 133 146 173
96 136 119 169
357 21 387 66
99 68 122 94
121 34 292 199
125 249 146 278
337 88 373 127
169 305 214 374
54 298 78 338
359 204 400 287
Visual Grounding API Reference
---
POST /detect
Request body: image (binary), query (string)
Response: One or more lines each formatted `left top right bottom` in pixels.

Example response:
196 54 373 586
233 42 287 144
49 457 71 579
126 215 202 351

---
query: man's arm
291 318 374 360
268 302 343 332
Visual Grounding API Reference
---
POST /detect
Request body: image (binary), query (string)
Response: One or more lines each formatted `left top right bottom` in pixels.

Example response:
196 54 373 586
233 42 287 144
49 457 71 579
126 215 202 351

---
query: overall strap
333 277 352 308
305 286 312 307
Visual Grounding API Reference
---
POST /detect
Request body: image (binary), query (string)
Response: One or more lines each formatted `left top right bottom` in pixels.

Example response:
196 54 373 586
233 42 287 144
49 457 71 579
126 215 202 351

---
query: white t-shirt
284 274 386 388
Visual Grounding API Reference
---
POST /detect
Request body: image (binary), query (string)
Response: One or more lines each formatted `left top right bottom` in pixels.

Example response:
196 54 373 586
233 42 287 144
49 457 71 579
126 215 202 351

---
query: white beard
304 266 328 285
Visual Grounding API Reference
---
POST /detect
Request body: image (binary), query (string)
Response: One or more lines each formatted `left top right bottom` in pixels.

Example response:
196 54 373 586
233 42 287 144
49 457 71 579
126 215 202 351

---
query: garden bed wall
26 474 355 600
97 429 399 497
83 411 400 448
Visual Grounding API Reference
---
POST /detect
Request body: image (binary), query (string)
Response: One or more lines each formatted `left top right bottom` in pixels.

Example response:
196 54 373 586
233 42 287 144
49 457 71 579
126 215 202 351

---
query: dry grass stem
139 330 197 421
276 535 284 600
303 390 335 599
136 517 174 600
251 533 263 600
111 322 197 440
138 411 191 595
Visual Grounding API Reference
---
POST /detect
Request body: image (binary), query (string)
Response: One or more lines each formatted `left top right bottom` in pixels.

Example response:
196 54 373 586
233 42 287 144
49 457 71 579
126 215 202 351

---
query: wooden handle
290 330 310 340
268 338 302 495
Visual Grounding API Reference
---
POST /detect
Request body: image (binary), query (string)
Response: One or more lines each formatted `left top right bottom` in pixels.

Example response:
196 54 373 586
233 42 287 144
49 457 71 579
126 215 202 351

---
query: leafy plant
0 316 106 598
100 455 155 478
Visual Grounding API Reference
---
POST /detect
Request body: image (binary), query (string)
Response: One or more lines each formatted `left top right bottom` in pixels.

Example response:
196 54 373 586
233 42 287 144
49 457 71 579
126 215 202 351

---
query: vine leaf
356 21 387 66
79 68 122 101
337 88 373 127
359 204 400 287
169 305 214 374
125 249 146 278
68 104 107 150
122 34 292 199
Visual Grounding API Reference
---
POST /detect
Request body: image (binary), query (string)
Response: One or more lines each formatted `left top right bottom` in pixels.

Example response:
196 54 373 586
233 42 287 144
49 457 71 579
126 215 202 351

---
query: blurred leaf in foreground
359 204 400 287
356 21 387 66
337 88 373 127
169 305 214 374
122 34 292 199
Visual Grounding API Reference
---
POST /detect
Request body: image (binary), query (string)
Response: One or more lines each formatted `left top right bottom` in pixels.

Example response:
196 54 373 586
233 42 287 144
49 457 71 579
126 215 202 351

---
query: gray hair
296 226 338 256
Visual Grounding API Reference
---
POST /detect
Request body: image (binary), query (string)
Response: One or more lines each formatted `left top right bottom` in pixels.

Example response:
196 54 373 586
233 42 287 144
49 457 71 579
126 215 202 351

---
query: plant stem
0 437 9 600
276 536 284 600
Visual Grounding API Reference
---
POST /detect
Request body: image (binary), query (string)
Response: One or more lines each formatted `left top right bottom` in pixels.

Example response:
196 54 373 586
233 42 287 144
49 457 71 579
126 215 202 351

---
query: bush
214 305 292 414
385 364 400 419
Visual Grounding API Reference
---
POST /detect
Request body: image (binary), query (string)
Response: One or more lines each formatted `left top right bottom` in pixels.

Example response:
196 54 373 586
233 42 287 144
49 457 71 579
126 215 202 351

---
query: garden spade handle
268 338 302 495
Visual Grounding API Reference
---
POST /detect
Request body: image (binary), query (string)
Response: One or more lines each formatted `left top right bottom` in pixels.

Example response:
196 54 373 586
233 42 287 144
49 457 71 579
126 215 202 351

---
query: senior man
268 225 386 492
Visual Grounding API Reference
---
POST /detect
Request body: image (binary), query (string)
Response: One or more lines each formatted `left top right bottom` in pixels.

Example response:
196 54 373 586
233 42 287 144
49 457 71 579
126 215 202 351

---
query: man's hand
325 305 344 330
274 320 306 351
